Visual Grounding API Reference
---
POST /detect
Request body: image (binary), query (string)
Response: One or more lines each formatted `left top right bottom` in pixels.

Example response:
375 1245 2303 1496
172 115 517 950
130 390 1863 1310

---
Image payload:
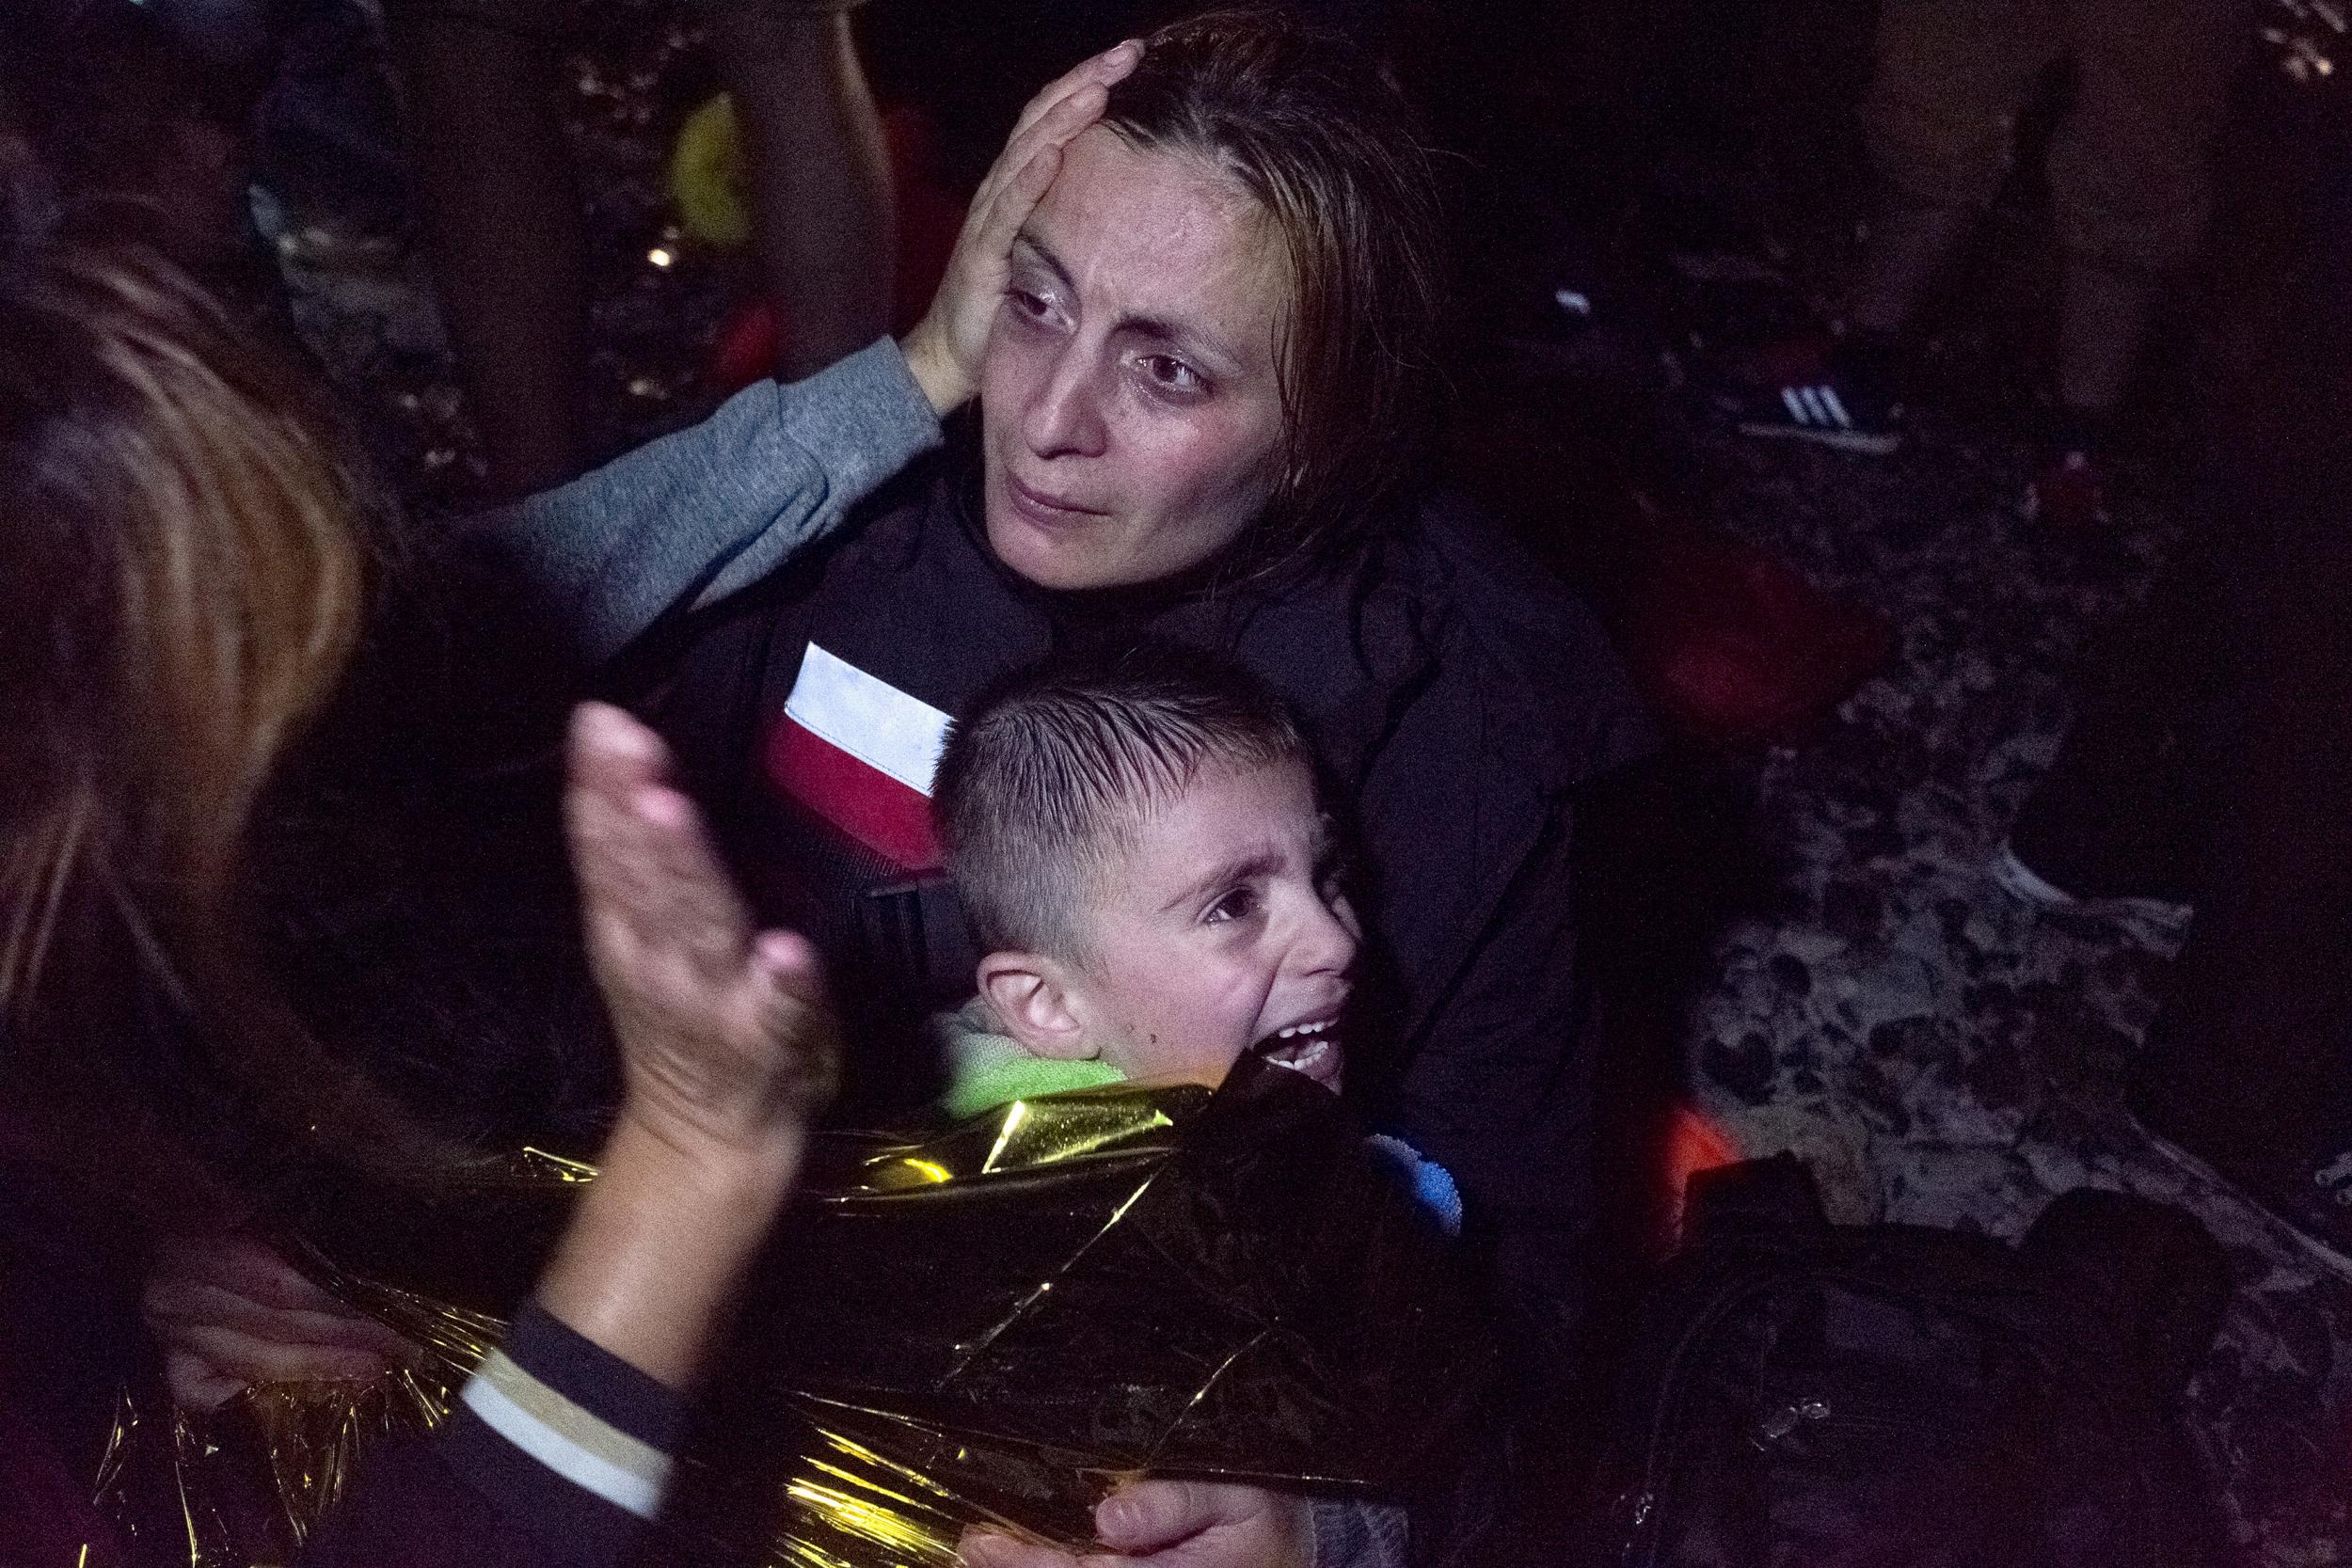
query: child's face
1061 755 1357 1091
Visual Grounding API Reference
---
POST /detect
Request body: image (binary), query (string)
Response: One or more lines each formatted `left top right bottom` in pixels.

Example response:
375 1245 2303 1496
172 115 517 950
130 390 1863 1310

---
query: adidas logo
1736 379 1902 454
1780 383 1858 432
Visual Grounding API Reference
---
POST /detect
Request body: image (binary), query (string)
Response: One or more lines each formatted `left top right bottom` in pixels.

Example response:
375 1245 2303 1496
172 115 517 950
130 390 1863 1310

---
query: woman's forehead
1023 128 1290 364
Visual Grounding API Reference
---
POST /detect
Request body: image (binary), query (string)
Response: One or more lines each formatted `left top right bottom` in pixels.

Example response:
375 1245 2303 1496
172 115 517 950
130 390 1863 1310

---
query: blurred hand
565 702 839 1164
544 703 837 1388
959 1481 1315 1568
143 1234 411 1412
898 39 1142 416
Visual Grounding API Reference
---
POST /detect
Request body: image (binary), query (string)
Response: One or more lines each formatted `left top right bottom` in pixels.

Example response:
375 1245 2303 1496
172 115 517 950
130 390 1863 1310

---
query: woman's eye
1204 887 1261 925
1138 355 1204 395
1006 286 1059 325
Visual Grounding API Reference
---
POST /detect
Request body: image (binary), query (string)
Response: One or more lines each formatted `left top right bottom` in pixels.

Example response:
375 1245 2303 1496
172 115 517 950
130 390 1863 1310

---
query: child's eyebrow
1161 847 1285 913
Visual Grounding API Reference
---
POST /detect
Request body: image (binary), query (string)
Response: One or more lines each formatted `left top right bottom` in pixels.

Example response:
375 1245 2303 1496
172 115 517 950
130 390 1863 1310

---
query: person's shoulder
1400 488 1607 653
1381 488 1658 784
741 449 957 605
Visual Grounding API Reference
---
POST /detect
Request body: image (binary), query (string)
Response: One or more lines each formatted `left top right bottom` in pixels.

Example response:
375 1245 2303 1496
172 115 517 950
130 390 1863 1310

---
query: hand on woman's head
564 703 839 1164
899 39 1141 417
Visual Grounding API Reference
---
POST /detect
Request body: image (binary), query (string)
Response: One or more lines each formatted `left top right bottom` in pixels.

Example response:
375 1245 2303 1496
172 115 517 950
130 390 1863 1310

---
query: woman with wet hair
0 244 840 1566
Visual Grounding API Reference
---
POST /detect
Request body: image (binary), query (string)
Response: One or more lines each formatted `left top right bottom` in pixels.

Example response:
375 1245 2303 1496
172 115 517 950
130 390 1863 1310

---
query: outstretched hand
541 703 841 1388
565 702 839 1164
959 1481 1315 1568
898 39 1142 416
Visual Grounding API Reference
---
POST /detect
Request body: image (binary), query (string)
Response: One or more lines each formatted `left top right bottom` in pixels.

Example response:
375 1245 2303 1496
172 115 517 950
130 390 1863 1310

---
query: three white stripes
1778 384 1854 430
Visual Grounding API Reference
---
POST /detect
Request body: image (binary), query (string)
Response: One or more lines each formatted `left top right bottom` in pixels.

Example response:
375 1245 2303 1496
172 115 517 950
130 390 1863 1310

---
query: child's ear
977 952 1097 1061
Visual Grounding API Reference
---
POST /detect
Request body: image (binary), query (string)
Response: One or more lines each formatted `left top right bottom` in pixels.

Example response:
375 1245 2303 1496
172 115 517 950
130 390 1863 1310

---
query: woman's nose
1021 347 1108 459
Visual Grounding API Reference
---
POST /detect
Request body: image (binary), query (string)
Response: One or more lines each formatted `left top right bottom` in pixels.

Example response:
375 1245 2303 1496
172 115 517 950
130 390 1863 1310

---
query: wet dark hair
1104 8 1448 562
934 648 1311 959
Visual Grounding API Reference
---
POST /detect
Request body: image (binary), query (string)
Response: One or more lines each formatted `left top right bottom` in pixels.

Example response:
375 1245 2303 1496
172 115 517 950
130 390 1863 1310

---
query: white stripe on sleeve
460 1355 673 1520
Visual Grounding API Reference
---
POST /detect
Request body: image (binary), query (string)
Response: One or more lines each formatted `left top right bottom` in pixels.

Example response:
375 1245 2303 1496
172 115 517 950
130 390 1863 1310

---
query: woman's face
979 127 1291 592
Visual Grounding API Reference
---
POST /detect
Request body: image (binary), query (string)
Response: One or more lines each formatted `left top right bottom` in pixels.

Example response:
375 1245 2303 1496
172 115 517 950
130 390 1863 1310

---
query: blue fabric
1363 1132 1464 1237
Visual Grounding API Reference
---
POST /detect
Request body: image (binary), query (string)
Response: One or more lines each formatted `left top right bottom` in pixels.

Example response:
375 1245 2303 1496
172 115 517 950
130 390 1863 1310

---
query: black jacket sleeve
1387 796 1593 1242
298 1302 689 1568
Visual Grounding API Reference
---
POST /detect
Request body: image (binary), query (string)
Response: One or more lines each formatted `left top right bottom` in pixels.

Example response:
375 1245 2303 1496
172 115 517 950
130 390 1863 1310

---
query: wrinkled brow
1010 229 1252 376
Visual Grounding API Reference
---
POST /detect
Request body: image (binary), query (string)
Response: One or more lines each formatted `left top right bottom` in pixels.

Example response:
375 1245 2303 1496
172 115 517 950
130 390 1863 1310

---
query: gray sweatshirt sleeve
460 336 942 668
1311 1501 1409 1568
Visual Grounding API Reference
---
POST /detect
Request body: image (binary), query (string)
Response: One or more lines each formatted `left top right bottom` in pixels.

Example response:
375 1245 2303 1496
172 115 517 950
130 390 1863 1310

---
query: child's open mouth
1256 1019 1343 1092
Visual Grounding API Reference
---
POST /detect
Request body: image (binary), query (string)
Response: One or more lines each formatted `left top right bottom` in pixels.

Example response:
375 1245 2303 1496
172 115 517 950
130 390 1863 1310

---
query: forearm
326 1122 800 1564
460 336 943 667
535 1115 801 1390
712 4 896 378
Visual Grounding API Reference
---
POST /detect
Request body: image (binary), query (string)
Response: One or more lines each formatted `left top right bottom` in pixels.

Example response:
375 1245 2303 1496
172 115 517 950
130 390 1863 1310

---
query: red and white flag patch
762 643 953 871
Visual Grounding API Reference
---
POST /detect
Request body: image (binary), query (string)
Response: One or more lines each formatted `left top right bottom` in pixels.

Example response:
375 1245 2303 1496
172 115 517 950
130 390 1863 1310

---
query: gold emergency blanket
90 1059 1491 1566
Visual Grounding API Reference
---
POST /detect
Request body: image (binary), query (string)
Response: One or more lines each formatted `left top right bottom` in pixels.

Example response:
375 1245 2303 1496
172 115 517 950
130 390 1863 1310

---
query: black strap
853 875 984 1008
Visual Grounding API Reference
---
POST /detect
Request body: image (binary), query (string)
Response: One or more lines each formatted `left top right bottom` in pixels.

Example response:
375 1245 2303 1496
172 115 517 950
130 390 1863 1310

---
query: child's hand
959 1481 1314 1568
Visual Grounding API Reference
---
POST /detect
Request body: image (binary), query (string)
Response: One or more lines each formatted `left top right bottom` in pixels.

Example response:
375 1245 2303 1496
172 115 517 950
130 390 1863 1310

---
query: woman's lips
1004 473 1105 528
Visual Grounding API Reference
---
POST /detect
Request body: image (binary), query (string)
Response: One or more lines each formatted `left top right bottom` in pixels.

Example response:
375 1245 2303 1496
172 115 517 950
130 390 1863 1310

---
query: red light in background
1661 1103 1742 1244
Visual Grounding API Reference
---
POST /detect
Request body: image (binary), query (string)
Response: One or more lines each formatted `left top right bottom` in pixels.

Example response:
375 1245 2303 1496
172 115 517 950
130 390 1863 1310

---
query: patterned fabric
1683 405 2351 1561
461 1351 673 1518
